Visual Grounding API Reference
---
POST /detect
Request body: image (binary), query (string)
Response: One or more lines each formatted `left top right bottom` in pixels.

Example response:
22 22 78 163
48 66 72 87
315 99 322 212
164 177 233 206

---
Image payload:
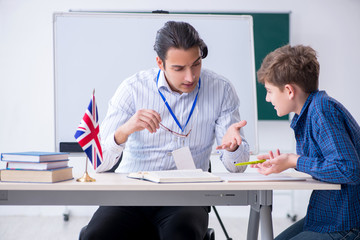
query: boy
254 44 360 239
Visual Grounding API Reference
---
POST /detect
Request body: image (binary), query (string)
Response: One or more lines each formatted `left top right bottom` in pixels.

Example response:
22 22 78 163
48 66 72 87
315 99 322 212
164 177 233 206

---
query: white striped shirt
97 68 249 173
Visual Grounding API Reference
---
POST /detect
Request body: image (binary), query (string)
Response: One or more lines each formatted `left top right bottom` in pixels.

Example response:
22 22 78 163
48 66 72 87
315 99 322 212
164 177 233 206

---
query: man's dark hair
154 21 208 66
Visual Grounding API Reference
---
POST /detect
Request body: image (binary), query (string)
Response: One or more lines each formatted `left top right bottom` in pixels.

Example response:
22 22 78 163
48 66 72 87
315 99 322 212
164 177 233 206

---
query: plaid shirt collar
291 90 321 130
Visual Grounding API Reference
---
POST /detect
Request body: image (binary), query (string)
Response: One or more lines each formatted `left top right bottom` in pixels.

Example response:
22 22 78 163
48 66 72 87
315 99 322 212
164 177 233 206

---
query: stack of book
0 151 73 183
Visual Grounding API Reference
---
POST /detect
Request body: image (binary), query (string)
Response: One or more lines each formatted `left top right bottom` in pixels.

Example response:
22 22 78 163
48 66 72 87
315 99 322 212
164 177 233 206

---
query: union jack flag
74 90 103 169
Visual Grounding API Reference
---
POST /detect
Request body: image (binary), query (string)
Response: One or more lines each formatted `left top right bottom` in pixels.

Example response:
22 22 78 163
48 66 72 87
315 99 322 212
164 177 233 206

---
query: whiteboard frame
53 12 258 154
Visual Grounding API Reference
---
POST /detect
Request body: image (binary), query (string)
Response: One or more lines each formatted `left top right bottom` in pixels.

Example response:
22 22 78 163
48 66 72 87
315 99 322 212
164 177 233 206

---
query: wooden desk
0 172 340 240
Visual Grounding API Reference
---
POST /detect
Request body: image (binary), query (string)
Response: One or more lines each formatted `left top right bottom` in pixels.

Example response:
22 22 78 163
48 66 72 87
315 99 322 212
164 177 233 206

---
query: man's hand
216 120 247 152
251 149 299 175
114 109 161 144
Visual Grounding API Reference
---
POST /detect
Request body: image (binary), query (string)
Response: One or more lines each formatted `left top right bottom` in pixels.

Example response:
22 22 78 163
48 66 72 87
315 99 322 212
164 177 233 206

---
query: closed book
6 160 69 170
1 151 69 162
0 167 73 183
127 169 222 183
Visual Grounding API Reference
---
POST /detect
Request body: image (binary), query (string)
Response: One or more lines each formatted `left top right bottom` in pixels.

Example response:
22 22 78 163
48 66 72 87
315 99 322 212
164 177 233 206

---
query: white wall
0 0 359 218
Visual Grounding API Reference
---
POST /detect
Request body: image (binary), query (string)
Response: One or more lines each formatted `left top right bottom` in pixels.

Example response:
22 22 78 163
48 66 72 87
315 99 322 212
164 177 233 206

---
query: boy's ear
285 84 296 100
156 56 165 71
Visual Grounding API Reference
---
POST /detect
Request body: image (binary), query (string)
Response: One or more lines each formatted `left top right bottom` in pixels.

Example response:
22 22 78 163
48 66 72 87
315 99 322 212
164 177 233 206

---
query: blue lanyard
156 70 200 132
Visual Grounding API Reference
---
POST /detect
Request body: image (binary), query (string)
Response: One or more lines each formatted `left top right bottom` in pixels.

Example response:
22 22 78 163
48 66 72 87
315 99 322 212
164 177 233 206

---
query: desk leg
260 205 274 240
247 206 260 240
247 205 274 240
247 190 274 240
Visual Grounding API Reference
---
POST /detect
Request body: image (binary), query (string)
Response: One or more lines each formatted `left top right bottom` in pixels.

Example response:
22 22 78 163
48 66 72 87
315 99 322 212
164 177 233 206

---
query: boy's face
264 81 293 117
156 46 202 94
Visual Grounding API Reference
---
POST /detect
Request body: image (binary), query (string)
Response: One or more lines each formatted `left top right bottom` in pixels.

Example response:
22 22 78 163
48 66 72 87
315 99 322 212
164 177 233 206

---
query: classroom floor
0 213 294 240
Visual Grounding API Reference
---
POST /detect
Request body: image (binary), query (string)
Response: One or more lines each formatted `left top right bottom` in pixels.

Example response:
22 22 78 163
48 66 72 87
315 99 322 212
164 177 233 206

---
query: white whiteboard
53 12 258 154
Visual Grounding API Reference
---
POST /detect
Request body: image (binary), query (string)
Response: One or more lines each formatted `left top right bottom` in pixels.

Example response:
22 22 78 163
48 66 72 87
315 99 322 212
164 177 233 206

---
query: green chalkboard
251 13 290 120
175 12 290 120
211 13 290 120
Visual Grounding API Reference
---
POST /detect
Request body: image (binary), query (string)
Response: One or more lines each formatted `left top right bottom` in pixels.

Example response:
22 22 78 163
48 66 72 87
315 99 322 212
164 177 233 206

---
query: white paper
172 146 196 170
214 172 307 182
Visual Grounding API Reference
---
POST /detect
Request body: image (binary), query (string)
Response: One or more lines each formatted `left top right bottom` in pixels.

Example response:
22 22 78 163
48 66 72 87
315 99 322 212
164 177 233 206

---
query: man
82 21 249 240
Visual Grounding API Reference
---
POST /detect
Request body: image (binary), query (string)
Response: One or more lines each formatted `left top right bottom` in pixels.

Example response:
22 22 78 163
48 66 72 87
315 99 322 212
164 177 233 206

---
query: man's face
156 46 202 94
264 81 293 117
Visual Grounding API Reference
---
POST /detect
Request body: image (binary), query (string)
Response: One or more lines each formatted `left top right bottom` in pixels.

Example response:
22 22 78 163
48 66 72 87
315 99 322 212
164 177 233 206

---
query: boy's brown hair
257 44 320 93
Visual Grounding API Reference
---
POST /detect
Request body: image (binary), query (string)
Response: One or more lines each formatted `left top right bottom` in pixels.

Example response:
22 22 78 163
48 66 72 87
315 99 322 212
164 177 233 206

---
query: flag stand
76 157 96 182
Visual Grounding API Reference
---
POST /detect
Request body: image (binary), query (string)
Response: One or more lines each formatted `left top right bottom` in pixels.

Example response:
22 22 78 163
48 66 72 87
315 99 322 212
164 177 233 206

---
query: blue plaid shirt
291 90 360 233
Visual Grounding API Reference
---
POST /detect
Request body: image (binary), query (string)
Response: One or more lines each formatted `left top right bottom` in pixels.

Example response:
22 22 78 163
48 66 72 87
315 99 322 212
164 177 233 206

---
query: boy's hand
251 149 299 175
216 120 247 152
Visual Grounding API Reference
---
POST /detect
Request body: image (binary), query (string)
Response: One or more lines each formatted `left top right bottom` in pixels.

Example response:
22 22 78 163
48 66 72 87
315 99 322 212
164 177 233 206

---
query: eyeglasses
159 106 198 138
159 123 192 138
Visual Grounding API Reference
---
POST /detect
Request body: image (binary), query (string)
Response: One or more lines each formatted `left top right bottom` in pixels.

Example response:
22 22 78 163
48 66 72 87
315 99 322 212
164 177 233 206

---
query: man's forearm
114 125 131 145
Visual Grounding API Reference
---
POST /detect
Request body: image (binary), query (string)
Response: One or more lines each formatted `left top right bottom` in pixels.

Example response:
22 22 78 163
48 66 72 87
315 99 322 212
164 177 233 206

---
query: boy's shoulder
309 91 342 112
308 91 353 123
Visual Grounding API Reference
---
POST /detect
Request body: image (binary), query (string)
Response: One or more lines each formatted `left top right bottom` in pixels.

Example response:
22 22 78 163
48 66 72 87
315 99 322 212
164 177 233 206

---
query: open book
127 169 222 183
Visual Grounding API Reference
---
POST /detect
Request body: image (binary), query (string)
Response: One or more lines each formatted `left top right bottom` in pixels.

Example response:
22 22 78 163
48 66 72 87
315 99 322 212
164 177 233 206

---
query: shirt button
167 152 172 156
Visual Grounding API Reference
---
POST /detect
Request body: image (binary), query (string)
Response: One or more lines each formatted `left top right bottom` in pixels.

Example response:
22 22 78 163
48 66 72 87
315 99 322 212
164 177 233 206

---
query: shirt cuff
296 155 307 173
105 132 125 153
96 133 125 173
222 142 250 173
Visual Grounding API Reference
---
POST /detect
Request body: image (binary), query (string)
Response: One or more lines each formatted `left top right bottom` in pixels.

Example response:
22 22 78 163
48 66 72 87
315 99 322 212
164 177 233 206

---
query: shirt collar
156 69 191 96
157 69 171 91
290 90 319 129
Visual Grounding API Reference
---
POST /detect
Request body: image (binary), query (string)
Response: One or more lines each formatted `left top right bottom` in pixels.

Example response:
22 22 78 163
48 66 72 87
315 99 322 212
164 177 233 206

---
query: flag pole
76 157 96 182
75 88 101 182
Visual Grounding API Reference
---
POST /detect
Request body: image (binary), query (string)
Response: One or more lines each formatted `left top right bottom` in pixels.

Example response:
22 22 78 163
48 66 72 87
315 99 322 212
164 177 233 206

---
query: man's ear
156 56 165 71
285 84 296 100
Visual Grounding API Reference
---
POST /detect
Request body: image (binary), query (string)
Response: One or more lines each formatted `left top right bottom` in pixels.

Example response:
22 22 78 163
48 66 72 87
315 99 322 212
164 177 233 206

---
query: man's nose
184 68 195 82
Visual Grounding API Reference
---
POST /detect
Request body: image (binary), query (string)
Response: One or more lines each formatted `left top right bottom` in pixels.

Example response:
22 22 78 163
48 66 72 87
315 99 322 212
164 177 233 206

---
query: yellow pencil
235 159 266 166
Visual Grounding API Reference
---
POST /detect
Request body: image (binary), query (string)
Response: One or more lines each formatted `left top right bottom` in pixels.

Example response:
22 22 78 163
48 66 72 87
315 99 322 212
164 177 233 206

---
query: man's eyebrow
170 64 185 68
192 56 201 65
170 56 202 68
